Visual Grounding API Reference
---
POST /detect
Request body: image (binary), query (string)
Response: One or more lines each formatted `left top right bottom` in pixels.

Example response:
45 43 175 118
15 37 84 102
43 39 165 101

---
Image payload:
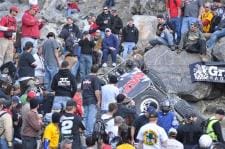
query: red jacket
21 10 43 39
68 2 80 12
73 92 83 117
0 15 17 38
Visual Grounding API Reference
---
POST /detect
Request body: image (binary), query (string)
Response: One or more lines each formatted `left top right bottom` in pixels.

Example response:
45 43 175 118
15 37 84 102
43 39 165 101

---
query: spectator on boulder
96 6 114 38
178 22 208 61
149 14 176 51
121 18 139 59
42 32 60 91
51 61 77 110
21 5 44 54
206 12 225 51
0 6 18 67
201 3 214 33
66 0 80 17
111 8 123 36
102 28 119 67
180 0 203 37
166 0 182 43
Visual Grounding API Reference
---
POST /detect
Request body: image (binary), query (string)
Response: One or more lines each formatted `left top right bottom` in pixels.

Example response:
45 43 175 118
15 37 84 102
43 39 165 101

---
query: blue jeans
102 48 117 64
21 37 38 54
0 138 8 149
52 96 71 110
122 42 136 59
71 62 79 77
170 17 181 43
206 28 225 50
104 0 115 7
66 8 79 17
181 17 198 35
44 65 58 91
150 29 174 46
83 104 97 136
79 54 92 81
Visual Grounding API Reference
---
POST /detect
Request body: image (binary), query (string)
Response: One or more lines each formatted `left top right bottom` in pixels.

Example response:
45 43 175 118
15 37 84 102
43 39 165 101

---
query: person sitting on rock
178 22 208 59
149 14 176 51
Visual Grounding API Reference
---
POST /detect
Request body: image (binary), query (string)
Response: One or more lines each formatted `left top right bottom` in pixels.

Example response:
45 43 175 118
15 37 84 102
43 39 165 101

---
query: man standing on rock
0 6 19 67
166 0 182 43
121 18 139 59
181 0 203 37
96 6 114 38
21 5 44 54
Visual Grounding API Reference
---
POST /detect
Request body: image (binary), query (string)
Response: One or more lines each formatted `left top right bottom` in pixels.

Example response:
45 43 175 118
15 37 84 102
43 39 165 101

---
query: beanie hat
30 99 39 109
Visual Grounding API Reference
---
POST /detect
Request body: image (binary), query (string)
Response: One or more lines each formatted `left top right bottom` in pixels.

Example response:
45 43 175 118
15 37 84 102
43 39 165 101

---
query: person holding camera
78 31 95 81
149 14 176 51
0 6 19 67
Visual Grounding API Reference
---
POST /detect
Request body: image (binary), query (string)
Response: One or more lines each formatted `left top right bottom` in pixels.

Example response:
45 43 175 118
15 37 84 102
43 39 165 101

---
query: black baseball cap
216 109 225 115
147 106 158 118
66 100 76 107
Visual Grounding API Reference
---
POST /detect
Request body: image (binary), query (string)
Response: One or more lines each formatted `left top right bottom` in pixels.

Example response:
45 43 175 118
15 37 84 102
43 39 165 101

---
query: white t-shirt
163 138 184 149
101 114 114 133
101 84 119 111
33 54 45 77
137 123 168 149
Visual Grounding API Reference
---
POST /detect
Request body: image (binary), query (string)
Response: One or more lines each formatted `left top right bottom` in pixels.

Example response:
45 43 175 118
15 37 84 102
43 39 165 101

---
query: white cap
168 128 177 135
199 135 212 148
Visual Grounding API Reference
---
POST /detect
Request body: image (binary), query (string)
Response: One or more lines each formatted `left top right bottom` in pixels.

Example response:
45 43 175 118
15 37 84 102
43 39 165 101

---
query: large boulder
212 37 225 61
144 45 213 102
132 15 157 48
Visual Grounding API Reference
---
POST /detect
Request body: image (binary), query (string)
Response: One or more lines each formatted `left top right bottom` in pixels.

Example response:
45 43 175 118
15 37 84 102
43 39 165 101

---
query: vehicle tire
146 69 167 93
134 89 166 114
174 99 205 122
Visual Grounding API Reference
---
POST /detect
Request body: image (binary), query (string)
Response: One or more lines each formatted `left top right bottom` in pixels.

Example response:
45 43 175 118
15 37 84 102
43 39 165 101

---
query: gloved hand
8 141 13 149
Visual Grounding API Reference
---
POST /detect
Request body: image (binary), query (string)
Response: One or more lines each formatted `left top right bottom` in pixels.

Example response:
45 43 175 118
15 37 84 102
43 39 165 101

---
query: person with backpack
0 98 13 149
60 100 85 149
166 0 182 43
178 22 208 60
0 6 18 67
204 109 225 143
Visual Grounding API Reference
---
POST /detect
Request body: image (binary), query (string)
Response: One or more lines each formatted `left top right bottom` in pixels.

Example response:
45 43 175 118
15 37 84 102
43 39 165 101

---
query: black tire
174 99 205 122
134 89 167 114
146 69 167 93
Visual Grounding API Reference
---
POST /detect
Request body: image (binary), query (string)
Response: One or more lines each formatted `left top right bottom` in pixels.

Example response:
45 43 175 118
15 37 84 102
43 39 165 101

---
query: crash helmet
161 100 171 114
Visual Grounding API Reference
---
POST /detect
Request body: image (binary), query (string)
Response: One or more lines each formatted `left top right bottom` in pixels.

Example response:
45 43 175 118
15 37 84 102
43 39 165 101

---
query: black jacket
51 69 77 97
78 38 95 55
122 25 139 43
111 15 123 34
59 24 82 41
96 12 114 31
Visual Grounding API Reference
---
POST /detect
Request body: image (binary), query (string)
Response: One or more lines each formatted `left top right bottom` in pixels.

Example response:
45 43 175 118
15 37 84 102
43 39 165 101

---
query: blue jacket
157 111 178 133
102 34 119 50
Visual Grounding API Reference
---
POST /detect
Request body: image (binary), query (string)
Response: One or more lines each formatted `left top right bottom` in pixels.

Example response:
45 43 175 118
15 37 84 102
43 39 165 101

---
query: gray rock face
144 45 212 101
132 15 157 48
212 37 225 61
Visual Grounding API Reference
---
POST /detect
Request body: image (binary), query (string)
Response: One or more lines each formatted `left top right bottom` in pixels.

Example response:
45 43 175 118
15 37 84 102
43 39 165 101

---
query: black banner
189 62 225 83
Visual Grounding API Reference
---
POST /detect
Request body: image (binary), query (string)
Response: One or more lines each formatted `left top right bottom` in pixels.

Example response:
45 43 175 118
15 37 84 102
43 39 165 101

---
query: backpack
201 118 210 134
92 117 114 141
0 112 7 137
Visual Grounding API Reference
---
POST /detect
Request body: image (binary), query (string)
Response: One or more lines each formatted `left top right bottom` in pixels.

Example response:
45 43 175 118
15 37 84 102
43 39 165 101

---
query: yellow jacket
201 10 214 33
